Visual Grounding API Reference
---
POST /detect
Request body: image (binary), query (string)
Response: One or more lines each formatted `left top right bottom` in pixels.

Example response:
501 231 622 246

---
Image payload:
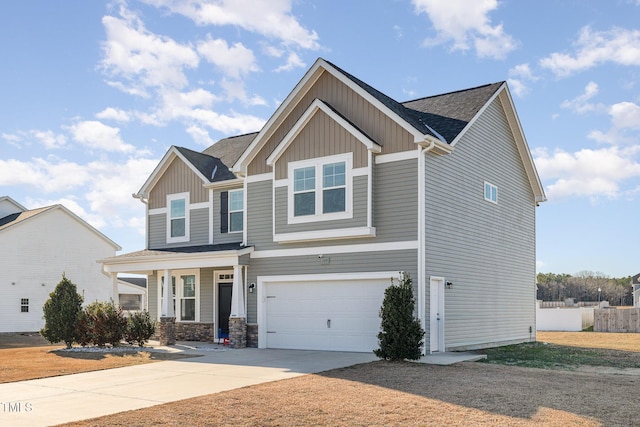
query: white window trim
287 153 353 224
484 182 498 204
167 192 190 243
158 269 200 322
228 188 244 234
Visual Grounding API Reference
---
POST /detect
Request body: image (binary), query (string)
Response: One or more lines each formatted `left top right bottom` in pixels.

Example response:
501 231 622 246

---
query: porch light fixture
446 281 453 289
249 283 255 293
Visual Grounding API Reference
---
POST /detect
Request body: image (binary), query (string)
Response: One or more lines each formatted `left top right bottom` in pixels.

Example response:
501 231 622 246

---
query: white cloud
101 5 199 92
185 125 215 146
67 120 135 153
0 158 91 192
560 81 600 114
412 0 517 59
142 0 320 50
274 52 305 72
96 107 131 122
2 130 67 149
540 26 640 77
507 63 537 97
533 146 640 200
197 37 258 79
609 101 640 130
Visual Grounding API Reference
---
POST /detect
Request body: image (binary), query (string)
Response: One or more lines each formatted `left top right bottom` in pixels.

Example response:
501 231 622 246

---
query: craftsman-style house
101 58 546 353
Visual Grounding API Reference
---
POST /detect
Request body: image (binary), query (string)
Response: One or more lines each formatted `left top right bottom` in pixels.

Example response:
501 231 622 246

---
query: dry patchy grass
0 333 194 383
60 332 640 427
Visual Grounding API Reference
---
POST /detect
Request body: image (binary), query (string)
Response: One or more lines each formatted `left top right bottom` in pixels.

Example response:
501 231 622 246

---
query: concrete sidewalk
0 345 377 427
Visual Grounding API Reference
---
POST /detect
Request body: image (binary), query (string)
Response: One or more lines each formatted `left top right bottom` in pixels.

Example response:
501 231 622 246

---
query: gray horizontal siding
212 188 244 245
274 175 368 234
424 97 536 351
200 268 214 323
245 249 418 323
148 208 209 249
247 158 418 251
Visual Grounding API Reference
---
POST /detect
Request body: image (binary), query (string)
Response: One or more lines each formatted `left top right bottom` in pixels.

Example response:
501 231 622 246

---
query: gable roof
202 132 257 167
0 204 121 250
402 82 504 145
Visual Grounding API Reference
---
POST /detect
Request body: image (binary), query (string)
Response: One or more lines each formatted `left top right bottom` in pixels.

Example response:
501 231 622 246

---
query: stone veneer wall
229 317 247 348
175 322 214 342
158 317 176 346
246 323 258 348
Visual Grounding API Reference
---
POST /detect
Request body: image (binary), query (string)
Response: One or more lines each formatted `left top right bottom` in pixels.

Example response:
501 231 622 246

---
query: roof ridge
402 82 504 104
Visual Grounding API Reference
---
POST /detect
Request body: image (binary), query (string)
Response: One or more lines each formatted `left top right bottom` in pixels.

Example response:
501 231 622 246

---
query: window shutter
220 191 228 233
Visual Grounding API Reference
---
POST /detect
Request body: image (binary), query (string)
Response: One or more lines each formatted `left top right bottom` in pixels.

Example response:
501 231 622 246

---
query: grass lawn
4 331 639 426
0 333 194 383
59 331 640 427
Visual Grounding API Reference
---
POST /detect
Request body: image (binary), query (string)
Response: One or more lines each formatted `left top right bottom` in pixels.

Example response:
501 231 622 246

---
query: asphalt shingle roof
174 146 236 182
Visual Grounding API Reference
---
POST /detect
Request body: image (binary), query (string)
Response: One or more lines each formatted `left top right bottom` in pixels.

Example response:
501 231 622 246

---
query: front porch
99 244 255 348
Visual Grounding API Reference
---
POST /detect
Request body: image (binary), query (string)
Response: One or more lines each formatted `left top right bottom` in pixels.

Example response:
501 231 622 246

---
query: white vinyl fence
536 301 595 331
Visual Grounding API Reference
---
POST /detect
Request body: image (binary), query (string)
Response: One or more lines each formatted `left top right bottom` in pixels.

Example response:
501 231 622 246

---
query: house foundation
229 317 247 348
158 317 176 346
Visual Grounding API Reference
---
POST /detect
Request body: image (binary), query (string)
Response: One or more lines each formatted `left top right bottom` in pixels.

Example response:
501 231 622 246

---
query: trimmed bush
41 274 84 349
78 301 128 347
374 273 425 361
125 311 156 347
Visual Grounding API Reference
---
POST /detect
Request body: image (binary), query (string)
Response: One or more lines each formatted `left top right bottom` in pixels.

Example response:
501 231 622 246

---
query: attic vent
211 165 218 180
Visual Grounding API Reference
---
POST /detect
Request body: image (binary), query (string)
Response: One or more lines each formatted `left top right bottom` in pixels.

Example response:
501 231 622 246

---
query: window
159 272 199 322
293 166 316 216
180 275 196 321
20 298 28 313
167 193 189 243
228 189 244 232
288 154 352 223
484 182 498 204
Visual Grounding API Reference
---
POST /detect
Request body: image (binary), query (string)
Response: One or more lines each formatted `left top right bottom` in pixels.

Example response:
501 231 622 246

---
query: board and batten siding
248 71 416 176
148 158 208 209
245 251 418 324
247 157 418 251
424 97 536 351
272 109 369 180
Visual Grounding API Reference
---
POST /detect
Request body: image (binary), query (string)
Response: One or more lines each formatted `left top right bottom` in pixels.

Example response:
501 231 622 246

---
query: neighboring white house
0 196 121 332
118 277 147 311
632 273 640 308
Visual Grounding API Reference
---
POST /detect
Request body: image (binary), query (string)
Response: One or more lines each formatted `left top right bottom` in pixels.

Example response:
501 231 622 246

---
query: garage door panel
265 278 389 352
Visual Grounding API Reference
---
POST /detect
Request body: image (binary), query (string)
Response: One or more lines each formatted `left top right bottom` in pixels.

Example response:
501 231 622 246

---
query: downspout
418 137 436 355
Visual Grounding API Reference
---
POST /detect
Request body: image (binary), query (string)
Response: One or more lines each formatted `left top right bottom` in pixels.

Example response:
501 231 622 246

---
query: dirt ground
0 333 193 383
4 332 640 426
59 331 640 427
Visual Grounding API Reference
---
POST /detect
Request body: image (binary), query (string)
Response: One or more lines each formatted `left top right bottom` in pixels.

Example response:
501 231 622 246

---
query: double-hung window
228 189 244 233
167 193 189 243
159 272 199 321
289 154 352 223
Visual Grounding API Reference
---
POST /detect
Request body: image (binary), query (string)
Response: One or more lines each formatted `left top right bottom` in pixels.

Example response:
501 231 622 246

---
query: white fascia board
266 98 381 167
0 196 27 212
498 86 547 203
448 86 503 149
233 59 328 174
203 177 244 190
251 240 418 259
100 247 254 274
273 227 376 243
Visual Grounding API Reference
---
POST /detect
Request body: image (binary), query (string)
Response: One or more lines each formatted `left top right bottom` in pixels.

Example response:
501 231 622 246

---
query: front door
429 277 445 352
218 283 232 336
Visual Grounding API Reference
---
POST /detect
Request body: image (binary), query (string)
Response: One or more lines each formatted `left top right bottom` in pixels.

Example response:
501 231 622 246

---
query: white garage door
264 278 390 352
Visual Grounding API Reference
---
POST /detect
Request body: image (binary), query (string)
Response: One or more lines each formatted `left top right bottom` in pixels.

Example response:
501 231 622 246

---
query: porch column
230 265 246 318
161 269 174 317
160 269 175 346
229 265 247 348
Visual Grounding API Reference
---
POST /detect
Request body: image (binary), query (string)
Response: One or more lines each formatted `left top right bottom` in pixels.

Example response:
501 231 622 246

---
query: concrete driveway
0 345 377 427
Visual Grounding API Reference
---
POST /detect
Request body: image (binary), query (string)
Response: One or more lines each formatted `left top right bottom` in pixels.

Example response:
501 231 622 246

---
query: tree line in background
536 271 634 306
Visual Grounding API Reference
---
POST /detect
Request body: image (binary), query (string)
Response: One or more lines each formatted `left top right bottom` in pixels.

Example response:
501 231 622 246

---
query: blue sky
1 1 639 277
